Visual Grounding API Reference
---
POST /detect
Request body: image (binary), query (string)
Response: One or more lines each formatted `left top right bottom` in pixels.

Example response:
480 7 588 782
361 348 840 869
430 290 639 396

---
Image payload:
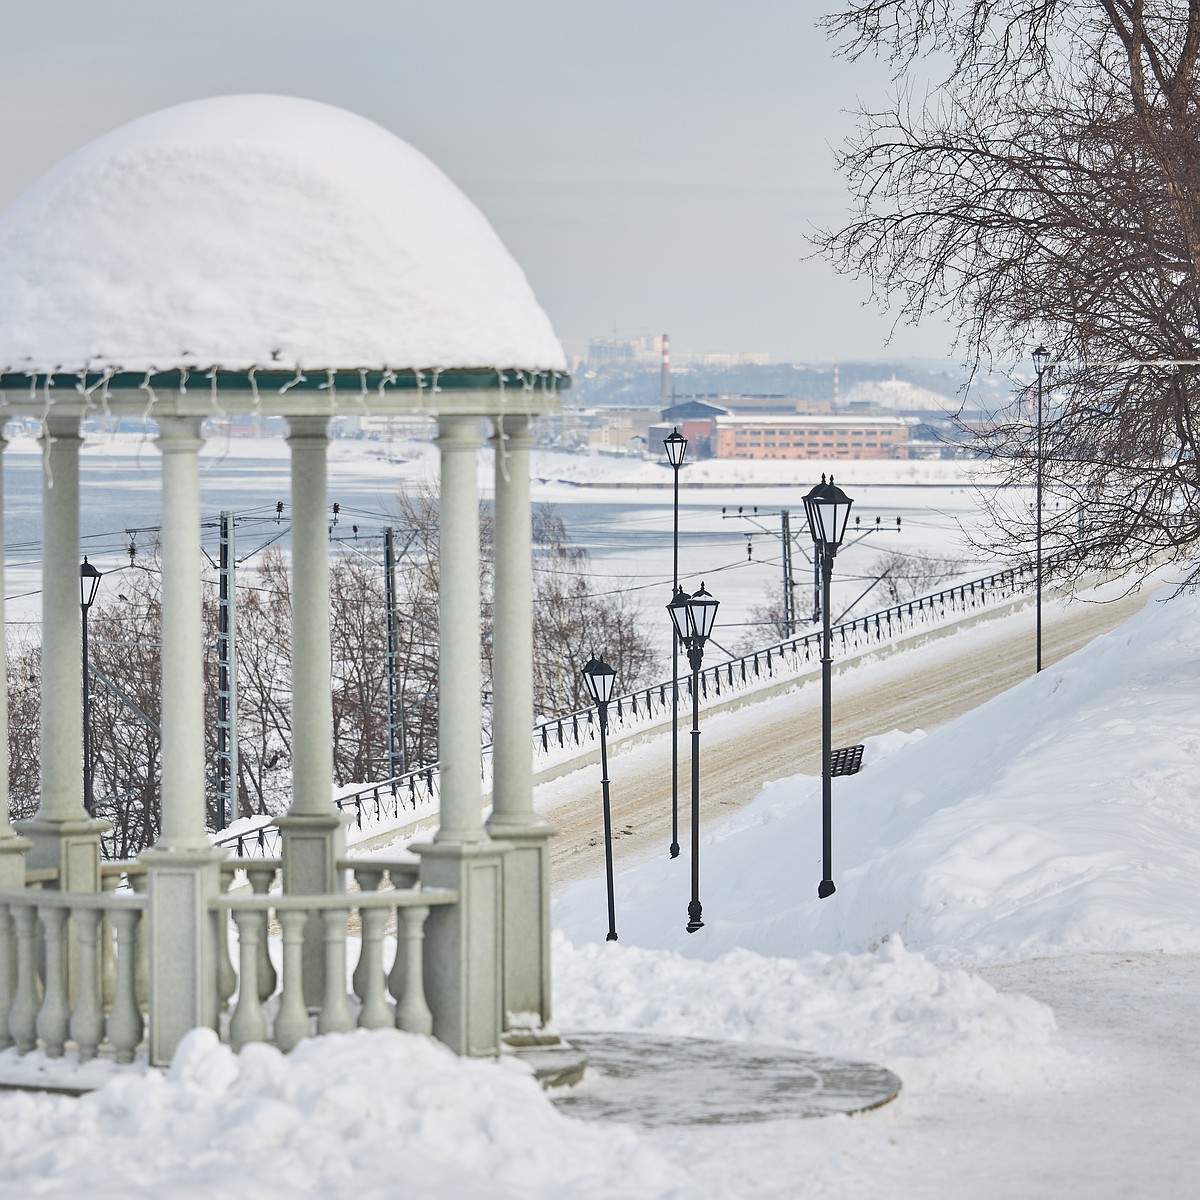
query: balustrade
211 873 455 1055
0 887 147 1064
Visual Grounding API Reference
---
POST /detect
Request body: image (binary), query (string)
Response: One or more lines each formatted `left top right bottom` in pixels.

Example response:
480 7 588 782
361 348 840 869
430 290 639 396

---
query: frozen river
2 435 1001 662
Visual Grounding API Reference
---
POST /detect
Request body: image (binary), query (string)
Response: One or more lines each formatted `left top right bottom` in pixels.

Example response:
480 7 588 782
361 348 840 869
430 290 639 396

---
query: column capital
41 407 83 441
155 415 205 452
285 415 331 444
436 413 482 446
491 412 533 441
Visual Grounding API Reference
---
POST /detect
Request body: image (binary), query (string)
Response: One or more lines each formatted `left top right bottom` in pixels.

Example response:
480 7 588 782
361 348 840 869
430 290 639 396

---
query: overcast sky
0 1 954 365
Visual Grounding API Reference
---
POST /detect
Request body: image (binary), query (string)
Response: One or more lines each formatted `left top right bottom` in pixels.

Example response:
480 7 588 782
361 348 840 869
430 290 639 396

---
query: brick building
712 414 910 460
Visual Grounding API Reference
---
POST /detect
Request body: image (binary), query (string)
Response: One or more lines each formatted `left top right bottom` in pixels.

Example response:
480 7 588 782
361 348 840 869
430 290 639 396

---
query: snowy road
541 584 1156 892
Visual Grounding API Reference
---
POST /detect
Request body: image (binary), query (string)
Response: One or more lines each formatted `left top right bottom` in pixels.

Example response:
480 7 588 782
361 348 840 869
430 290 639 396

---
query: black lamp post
582 655 619 942
80 556 102 817
666 581 720 933
803 475 854 900
663 426 688 859
1032 344 1050 674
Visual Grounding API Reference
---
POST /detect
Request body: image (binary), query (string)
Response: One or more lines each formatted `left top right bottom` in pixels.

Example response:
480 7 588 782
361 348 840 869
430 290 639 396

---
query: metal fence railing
213 558 1047 858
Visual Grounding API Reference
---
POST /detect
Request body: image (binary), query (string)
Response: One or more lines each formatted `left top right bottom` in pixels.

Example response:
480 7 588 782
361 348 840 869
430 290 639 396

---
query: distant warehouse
712 414 911 460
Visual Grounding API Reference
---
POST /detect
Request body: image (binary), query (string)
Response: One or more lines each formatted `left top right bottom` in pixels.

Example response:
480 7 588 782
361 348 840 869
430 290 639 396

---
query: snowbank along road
541 586 1155 893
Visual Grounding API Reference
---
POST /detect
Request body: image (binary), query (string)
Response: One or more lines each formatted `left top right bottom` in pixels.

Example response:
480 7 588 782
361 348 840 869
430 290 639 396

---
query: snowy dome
0 95 566 375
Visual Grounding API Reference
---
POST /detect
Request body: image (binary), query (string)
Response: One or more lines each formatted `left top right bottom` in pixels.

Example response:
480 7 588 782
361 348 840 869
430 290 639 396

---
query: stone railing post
413 414 505 1057
141 416 224 1066
276 416 344 1006
487 414 554 1029
17 408 105 889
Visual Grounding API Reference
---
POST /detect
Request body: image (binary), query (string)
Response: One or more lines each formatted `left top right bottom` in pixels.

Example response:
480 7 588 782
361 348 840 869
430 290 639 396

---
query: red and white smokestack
660 333 671 401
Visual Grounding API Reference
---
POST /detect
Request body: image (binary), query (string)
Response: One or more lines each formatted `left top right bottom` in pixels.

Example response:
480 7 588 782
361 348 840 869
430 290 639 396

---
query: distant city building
713 415 910 460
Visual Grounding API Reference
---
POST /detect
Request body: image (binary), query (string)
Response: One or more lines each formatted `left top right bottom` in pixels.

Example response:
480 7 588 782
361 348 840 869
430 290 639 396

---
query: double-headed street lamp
666 581 720 933
1032 344 1050 674
80 556 102 817
582 655 619 942
663 427 688 859
803 475 854 900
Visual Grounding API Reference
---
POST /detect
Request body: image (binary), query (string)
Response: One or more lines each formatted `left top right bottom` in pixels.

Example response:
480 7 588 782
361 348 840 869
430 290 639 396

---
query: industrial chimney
660 333 671 401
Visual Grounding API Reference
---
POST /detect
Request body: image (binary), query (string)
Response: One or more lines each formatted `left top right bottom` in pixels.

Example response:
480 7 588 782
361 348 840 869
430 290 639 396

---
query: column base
412 838 507 1058
485 816 556 1029
15 815 109 893
276 810 347 1006
141 844 226 1066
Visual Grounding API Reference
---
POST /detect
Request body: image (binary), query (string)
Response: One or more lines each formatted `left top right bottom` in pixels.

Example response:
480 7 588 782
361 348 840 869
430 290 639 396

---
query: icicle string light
280 366 306 394
135 371 159 470
207 367 225 417
39 373 54 489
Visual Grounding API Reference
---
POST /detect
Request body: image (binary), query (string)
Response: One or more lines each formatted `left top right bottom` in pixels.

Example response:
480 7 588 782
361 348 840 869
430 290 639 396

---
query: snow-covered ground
2 577 1198 1195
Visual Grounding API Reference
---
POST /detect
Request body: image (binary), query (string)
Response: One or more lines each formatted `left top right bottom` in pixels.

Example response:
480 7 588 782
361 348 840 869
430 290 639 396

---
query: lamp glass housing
804 477 854 554
666 587 692 642
1033 344 1050 377
663 427 687 468
80 558 101 610
686 582 720 644
581 657 617 706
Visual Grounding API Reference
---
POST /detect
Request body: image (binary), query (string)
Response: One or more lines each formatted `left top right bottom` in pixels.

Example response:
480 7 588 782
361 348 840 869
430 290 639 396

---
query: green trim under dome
0 367 570 395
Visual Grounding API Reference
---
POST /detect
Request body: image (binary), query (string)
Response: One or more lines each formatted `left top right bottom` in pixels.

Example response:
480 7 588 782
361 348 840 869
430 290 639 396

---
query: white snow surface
2 580 1199 1196
0 95 566 374
553 582 1200 965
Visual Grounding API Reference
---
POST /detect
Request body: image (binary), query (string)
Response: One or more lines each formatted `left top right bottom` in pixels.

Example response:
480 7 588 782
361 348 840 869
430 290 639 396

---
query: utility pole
216 511 239 828
780 509 796 638
383 527 405 778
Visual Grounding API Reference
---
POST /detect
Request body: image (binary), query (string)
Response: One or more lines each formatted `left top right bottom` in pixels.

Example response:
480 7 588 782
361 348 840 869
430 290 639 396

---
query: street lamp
581 655 619 942
662 426 688 859
80 556 102 817
1032 344 1051 674
666 581 720 933
803 475 853 900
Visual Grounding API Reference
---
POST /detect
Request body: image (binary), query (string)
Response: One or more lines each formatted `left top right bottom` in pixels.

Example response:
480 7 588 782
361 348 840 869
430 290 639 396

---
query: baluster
317 909 354 1034
246 866 278 1002
351 868 385 1001
108 907 144 1064
10 905 41 1052
70 908 104 1062
395 905 433 1035
274 909 311 1052
230 909 268 1049
0 903 14 1051
129 872 150 1010
215 876 237 1016
99 874 118 1012
356 906 393 1030
36 906 69 1057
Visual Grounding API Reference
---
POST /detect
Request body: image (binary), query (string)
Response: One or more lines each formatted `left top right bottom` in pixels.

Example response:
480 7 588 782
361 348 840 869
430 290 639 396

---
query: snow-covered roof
0 95 566 377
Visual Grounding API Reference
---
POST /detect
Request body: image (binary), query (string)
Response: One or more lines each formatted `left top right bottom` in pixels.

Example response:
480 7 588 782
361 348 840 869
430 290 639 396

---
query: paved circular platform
552 1032 901 1127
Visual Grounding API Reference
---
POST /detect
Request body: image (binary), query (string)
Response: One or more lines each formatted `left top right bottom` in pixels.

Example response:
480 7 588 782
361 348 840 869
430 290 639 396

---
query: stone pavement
552 1032 901 1127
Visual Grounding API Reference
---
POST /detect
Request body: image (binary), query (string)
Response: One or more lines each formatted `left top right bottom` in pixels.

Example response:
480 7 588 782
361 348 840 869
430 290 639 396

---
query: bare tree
819 2 1200 584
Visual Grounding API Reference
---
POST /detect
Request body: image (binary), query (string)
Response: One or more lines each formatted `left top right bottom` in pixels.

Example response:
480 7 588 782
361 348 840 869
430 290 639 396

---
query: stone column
0 426 31 887
142 416 223 1065
275 417 343 1005
414 414 505 1057
486 414 554 1028
18 408 105 886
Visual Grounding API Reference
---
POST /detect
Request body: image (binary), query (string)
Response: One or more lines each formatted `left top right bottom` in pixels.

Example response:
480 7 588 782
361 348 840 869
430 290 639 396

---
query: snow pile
0 95 565 374
0 1029 679 1200
554 583 1200 966
553 933 1059 1091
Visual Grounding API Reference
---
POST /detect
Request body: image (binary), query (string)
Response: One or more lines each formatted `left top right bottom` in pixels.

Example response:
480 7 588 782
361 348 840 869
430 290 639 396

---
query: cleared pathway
541 584 1156 893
